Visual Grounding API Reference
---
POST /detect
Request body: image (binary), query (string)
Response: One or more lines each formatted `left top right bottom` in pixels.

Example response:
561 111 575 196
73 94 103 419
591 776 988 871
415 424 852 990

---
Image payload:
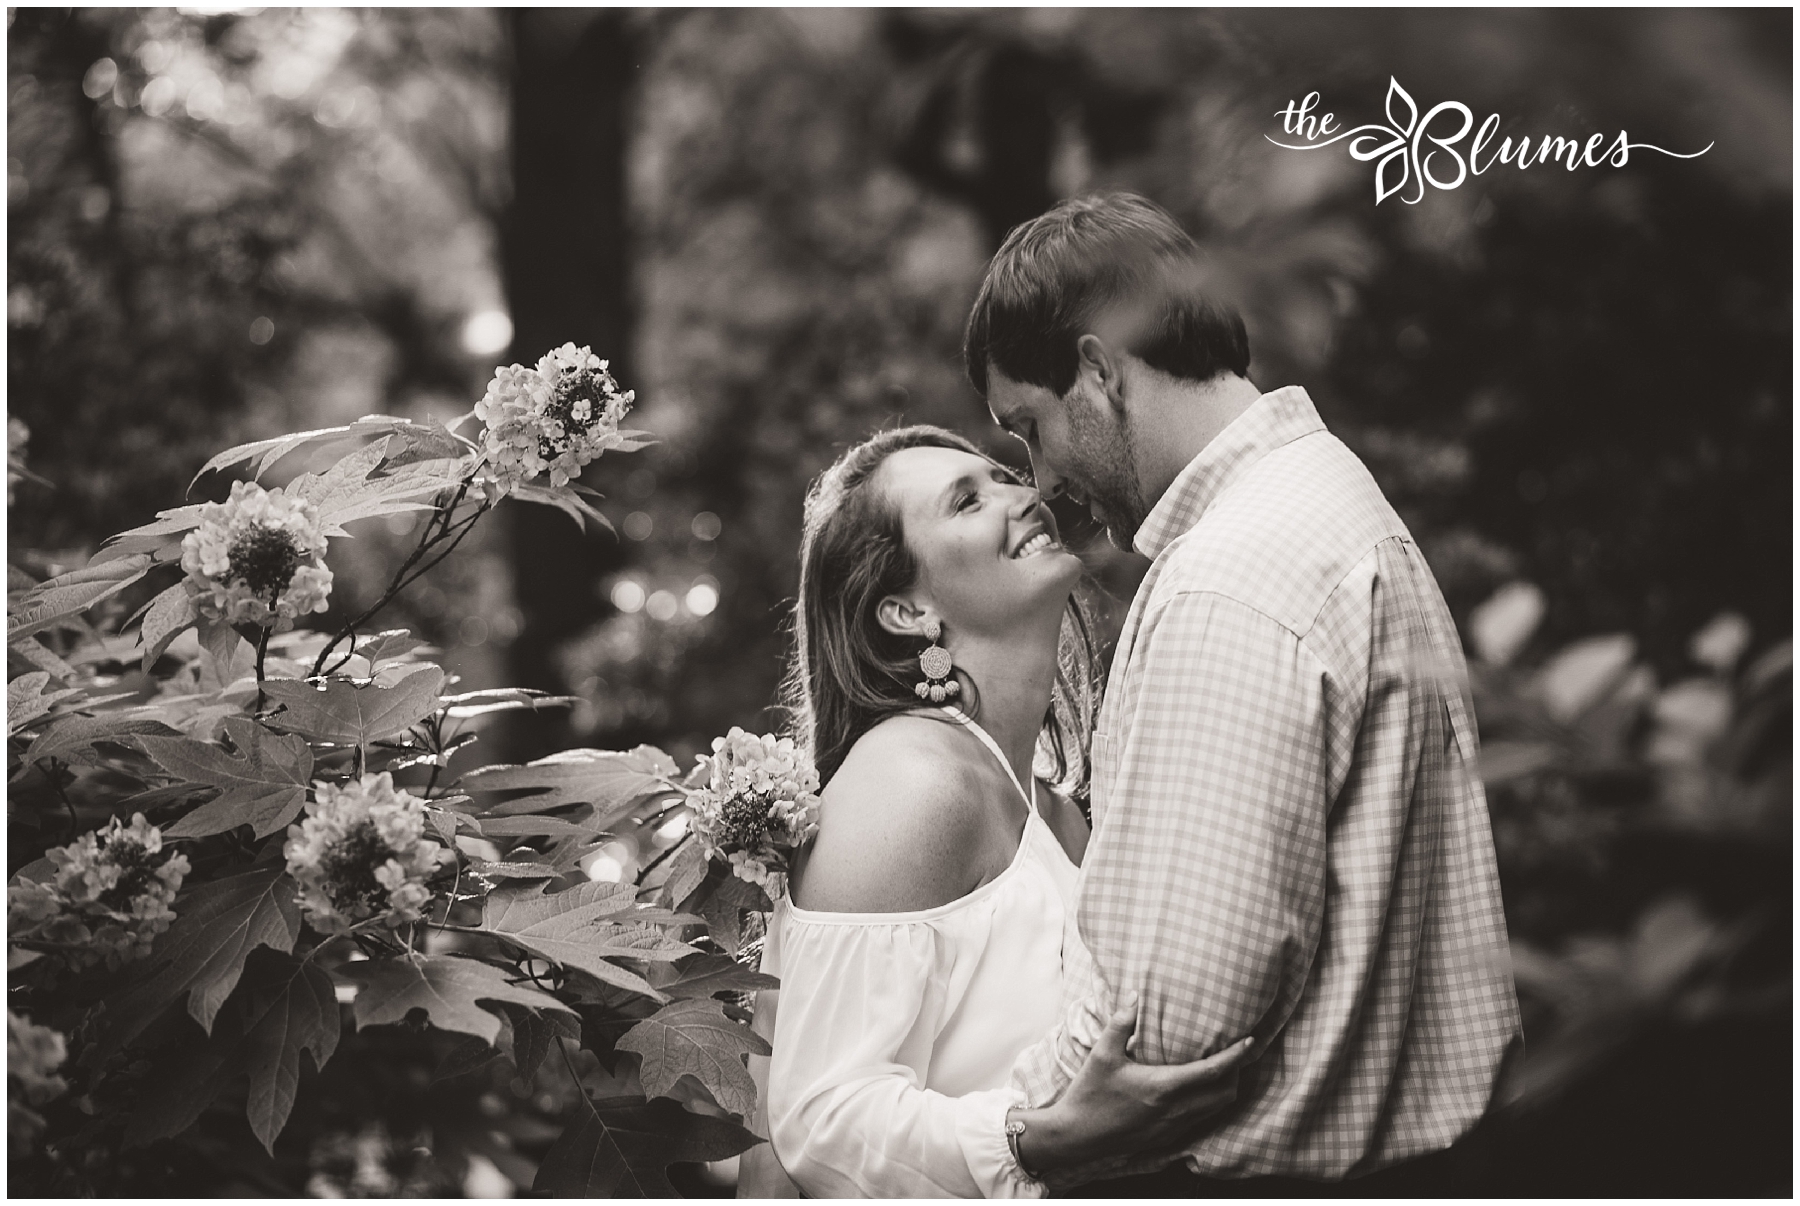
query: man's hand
1014 994 1256 1173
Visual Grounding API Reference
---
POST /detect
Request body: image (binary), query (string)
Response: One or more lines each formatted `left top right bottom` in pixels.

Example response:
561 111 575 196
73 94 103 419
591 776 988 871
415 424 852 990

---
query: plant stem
309 481 481 677
636 834 687 885
47 759 79 840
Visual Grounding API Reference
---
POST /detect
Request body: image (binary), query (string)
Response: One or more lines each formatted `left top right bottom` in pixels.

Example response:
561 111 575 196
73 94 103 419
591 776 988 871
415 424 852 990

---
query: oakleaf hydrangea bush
6 350 780 1195
283 773 451 934
8 814 189 970
180 480 334 628
689 728 822 896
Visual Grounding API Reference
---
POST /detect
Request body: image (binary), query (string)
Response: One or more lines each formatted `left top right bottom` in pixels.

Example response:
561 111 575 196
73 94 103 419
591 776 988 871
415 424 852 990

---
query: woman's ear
876 594 932 640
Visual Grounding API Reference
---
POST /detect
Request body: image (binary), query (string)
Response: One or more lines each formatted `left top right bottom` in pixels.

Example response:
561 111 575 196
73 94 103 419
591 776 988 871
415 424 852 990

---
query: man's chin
1102 519 1140 553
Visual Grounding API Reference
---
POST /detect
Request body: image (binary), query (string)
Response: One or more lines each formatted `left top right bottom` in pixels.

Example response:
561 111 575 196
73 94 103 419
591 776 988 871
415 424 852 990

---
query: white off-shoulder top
755 709 1077 1199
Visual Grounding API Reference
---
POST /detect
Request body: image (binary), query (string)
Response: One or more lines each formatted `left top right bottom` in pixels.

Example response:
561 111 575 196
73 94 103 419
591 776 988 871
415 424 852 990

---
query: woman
740 426 1253 1198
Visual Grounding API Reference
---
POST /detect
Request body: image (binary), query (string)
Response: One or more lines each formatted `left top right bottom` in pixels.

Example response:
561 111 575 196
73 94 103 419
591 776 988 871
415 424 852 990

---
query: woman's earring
914 618 960 703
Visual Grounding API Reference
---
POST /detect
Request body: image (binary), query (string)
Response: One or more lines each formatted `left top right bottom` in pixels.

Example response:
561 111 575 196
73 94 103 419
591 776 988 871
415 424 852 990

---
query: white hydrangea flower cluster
283 773 452 934
179 479 333 629
7 813 190 970
8 1010 68 1152
474 342 635 497
689 728 822 899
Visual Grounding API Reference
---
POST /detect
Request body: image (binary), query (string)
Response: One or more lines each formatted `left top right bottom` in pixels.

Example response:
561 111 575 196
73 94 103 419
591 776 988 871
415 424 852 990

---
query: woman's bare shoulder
790 714 992 914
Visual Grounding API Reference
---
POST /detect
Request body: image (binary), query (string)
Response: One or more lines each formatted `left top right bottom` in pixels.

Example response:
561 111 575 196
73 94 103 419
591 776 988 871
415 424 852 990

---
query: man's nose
1028 449 1066 500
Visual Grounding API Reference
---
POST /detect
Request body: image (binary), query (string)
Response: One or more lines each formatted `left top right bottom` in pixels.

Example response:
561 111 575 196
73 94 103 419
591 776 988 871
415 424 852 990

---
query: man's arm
1012 590 1333 1107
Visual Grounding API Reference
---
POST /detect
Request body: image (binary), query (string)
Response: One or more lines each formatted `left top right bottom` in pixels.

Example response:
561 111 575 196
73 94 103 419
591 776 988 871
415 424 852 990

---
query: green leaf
191 422 365 488
139 582 197 673
496 1001 583 1084
616 999 769 1117
90 504 209 565
441 686 581 719
353 629 432 667
11 633 74 680
663 841 708 907
286 437 462 538
509 483 614 535
470 859 567 880
533 1094 761 1197
482 882 679 1002
124 948 338 1155
261 665 445 746
142 717 314 839
24 713 184 768
95 864 302 1058
461 745 681 818
338 953 576 1046
649 953 780 1002
8 671 82 734
689 872 772 957
197 617 254 692
475 814 601 840
7 554 154 643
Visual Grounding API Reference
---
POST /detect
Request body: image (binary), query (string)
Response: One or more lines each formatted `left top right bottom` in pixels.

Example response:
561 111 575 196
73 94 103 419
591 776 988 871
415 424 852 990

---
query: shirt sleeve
1010 590 1332 1108
767 917 1045 1199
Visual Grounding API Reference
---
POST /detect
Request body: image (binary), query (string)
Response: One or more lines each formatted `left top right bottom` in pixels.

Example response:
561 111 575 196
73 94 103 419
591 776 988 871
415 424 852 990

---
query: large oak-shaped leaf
338 953 576 1045
648 953 780 1002
616 999 769 1118
7 554 154 642
285 437 463 538
261 665 444 746
482 882 686 1002
23 712 183 767
461 745 681 819
141 717 314 839
138 581 197 672
125 948 338 1154
7 672 81 734
190 413 469 491
96 864 302 1058
534 1094 762 1198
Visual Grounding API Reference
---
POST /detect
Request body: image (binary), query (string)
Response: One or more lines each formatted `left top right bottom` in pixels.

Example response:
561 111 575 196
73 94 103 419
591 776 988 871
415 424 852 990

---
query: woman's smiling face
875 444 1082 639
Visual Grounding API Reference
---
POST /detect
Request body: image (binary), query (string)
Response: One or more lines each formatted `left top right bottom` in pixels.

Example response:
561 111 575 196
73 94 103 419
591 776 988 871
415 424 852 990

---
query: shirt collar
1132 385 1327 560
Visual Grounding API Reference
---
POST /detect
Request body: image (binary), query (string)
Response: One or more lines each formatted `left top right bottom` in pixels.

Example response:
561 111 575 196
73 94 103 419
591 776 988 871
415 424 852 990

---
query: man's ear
1074 333 1127 414
876 594 932 639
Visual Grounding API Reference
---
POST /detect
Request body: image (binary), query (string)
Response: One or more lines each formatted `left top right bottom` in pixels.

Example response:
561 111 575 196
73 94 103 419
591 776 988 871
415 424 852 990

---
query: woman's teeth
1012 532 1055 559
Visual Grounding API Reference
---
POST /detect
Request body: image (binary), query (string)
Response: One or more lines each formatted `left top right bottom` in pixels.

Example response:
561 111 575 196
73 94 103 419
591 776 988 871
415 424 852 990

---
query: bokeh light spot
460 309 513 356
610 579 645 613
685 582 718 617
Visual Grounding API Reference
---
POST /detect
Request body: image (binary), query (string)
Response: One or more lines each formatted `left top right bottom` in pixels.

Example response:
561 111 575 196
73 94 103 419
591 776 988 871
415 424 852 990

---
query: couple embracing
738 194 1520 1198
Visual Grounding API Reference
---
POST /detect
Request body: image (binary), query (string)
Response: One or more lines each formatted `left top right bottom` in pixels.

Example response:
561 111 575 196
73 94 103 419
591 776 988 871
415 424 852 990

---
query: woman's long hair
778 425 1102 809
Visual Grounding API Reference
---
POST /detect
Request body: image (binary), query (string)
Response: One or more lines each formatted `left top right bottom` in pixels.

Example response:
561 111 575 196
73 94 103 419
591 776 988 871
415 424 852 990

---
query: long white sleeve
767 915 1043 1198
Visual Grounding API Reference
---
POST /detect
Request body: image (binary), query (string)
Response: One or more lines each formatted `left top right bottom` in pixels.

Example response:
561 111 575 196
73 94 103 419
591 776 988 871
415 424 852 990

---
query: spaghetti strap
940 706 1037 815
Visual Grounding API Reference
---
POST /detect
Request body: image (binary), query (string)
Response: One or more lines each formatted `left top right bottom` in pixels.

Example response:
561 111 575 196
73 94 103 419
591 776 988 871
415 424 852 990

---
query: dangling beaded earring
914 618 960 703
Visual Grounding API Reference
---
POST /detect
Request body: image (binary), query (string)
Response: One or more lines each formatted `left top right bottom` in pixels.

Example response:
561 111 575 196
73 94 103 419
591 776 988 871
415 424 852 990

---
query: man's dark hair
963 193 1250 399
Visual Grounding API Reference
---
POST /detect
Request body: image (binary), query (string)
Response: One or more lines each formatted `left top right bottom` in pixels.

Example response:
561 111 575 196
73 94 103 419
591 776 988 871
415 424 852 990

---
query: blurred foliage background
8 7 1788 1197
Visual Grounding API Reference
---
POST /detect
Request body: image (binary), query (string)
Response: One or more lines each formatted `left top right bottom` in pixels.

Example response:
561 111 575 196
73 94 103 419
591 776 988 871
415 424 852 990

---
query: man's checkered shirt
1008 386 1521 1182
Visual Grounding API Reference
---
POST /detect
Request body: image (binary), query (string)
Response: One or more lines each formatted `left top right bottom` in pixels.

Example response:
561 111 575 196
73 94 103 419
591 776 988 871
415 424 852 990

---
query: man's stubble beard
1064 386 1145 553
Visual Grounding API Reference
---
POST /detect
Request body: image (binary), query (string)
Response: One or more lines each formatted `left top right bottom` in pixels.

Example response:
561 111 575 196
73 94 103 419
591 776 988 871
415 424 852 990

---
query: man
965 193 1520 1192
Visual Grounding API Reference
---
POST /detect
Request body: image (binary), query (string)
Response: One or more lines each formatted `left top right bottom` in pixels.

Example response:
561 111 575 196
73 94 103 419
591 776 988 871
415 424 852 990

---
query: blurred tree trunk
499 9 639 760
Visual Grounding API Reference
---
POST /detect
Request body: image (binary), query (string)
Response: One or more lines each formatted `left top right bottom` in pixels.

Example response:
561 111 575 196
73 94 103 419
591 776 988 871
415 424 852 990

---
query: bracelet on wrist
1004 1111 1041 1180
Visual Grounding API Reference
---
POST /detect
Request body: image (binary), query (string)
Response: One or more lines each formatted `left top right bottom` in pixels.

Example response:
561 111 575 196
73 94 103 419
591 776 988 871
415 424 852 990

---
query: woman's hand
1013 994 1256 1174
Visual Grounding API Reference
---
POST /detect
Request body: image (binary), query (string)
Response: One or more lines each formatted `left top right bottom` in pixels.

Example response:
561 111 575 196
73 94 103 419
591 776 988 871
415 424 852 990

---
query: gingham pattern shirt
1007 386 1520 1183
